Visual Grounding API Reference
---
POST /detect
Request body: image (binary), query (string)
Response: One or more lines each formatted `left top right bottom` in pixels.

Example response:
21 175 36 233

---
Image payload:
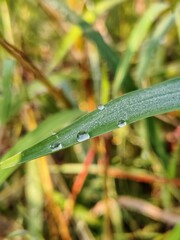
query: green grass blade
48 26 81 72
3 109 82 159
0 109 82 184
166 224 180 240
0 59 15 125
112 2 168 95
175 3 180 42
48 0 120 72
94 0 125 15
145 118 170 170
25 161 43 237
135 14 174 85
49 0 124 72
0 78 179 169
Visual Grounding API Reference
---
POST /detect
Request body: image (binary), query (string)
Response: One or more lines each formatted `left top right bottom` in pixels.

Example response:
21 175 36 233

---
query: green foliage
0 0 180 239
0 78 179 169
0 59 15 125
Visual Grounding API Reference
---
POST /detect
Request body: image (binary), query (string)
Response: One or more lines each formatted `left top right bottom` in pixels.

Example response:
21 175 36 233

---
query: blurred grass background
0 0 180 239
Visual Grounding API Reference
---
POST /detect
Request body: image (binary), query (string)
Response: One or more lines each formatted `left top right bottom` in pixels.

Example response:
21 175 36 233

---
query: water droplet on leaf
50 142 63 151
98 105 105 110
118 119 127 128
51 132 59 139
77 132 90 142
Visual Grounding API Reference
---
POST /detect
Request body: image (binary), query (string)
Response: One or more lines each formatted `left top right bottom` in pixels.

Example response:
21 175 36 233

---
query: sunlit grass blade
49 26 81 71
175 3 180 42
0 0 14 43
94 0 125 15
112 2 168 95
1 78 179 169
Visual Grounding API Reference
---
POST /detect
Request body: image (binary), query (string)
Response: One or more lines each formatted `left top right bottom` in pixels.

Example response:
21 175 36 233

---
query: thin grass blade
0 59 15 125
135 14 174 85
48 0 124 72
40 0 120 72
175 3 180 42
112 2 168 95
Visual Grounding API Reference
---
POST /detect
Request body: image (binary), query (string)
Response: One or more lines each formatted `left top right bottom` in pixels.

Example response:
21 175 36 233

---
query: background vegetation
0 0 180 239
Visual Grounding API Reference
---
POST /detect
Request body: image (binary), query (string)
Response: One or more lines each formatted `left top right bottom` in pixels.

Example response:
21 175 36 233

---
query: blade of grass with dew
112 2 168 95
40 0 119 72
0 77 180 169
0 59 15 125
135 14 174 86
0 109 82 185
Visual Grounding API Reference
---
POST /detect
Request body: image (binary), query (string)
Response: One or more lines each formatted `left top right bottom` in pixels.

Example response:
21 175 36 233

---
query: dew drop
51 132 59 139
97 104 105 110
50 142 63 151
77 131 90 142
118 119 127 128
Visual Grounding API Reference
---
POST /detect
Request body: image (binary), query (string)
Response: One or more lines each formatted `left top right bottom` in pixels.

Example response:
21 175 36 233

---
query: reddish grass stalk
71 148 95 200
64 148 95 222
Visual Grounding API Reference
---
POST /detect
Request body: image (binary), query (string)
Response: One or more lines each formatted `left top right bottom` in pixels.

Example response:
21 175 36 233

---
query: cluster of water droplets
98 103 127 128
49 104 128 151
75 104 106 143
